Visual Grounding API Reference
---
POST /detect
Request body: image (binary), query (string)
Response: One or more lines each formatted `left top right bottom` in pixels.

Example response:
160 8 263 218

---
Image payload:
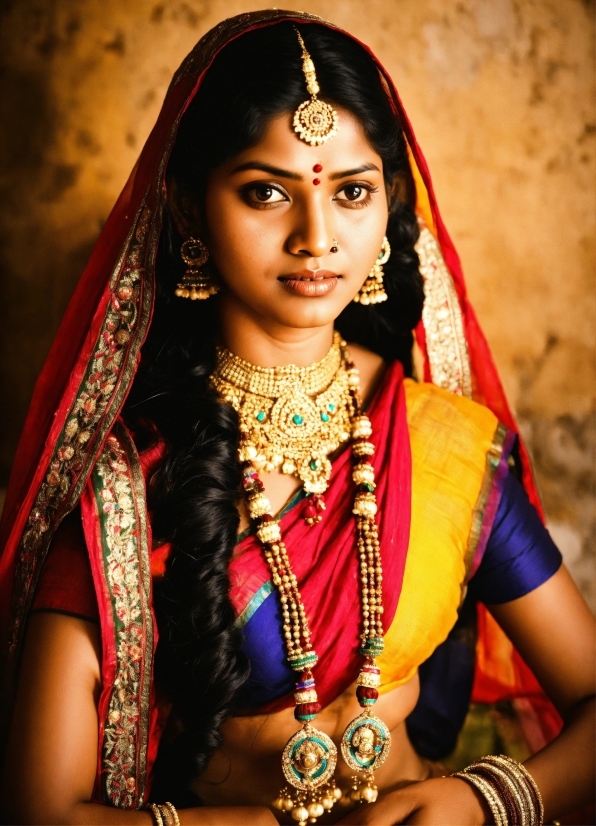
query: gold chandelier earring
353 237 390 305
175 236 219 300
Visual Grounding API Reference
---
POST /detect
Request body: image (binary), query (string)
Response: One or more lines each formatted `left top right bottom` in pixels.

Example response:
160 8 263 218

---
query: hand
336 777 492 825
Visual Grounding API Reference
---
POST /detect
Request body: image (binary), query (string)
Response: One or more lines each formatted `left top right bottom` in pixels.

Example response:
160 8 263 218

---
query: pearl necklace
212 336 391 826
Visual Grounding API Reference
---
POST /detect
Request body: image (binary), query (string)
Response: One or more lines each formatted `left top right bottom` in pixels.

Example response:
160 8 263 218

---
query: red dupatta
0 8 551 807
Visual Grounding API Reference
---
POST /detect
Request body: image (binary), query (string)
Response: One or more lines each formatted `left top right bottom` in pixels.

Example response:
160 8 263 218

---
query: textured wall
0 0 594 605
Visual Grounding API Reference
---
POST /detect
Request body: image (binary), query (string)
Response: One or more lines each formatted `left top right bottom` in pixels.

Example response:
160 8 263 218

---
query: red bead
313 163 323 173
313 178 321 185
304 504 317 519
295 702 321 720
356 686 379 700
260 513 272 522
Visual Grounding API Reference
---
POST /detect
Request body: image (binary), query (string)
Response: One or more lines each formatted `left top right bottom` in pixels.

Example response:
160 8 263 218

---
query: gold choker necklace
211 333 356 503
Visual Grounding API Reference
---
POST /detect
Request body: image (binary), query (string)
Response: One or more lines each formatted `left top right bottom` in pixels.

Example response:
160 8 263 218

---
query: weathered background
0 0 594 606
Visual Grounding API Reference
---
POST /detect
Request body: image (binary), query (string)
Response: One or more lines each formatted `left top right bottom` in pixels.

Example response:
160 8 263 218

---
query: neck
217 294 335 368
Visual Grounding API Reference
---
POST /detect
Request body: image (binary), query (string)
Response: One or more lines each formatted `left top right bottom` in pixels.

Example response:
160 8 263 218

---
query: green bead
327 403 336 412
292 414 304 425
256 411 266 422
362 483 375 492
320 413 330 422
309 459 319 471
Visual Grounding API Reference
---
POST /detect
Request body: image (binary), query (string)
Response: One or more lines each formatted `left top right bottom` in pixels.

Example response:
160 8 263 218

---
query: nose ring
330 239 339 253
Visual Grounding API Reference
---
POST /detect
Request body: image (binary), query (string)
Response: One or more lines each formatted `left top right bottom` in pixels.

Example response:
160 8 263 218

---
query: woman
0 10 594 825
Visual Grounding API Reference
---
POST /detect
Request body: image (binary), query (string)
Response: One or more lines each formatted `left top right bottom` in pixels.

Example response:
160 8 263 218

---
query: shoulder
403 378 501 447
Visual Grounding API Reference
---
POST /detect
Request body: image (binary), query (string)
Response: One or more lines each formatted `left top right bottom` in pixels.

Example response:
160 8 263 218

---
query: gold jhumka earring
175 236 219 300
293 28 339 146
353 237 390 305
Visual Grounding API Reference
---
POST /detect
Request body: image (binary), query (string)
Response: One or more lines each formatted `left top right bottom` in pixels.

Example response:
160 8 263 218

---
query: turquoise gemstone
320 412 330 422
292 414 304 425
327 403 336 412
256 411 266 422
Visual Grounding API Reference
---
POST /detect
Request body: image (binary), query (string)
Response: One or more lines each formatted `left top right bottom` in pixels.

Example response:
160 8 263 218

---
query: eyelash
335 182 379 209
241 181 379 210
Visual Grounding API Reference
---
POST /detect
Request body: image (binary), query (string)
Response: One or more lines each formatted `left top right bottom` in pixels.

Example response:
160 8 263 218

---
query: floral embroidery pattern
93 428 153 809
416 225 473 398
9 205 153 651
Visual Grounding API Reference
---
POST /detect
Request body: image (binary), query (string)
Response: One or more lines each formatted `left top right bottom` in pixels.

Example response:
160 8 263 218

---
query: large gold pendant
273 724 340 824
340 711 391 803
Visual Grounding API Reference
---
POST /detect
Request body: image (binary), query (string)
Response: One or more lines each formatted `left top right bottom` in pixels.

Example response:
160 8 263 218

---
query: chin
269 301 349 330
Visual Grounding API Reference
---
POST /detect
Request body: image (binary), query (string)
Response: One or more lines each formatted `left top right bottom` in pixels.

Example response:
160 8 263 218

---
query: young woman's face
202 107 389 331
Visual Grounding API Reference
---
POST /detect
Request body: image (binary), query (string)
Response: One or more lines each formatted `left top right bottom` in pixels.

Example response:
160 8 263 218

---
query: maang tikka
353 237 390 305
293 28 339 146
175 236 219 300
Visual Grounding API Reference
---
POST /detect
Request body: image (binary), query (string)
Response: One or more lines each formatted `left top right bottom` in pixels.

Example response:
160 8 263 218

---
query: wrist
450 777 494 824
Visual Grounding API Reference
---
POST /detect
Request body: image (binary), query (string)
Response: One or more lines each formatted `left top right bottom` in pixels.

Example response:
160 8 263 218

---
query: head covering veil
0 9 550 807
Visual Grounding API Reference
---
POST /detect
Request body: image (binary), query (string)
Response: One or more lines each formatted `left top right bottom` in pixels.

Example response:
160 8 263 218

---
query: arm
489 564 595 822
0 612 276 825
338 564 595 825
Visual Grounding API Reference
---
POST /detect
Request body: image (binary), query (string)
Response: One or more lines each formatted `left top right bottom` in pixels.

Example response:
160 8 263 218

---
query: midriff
193 672 436 823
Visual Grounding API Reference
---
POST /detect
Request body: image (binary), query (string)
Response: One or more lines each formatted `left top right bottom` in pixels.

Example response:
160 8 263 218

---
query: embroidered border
8 203 155 655
464 422 511 580
416 225 473 398
92 424 153 809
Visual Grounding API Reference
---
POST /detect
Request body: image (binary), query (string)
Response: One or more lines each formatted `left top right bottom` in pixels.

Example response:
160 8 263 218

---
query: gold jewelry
148 803 165 826
212 332 353 498
220 338 390 825
453 754 544 826
175 236 219 300
293 28 339 146
353 236 390 305
330 239 339 253
163 802 181 826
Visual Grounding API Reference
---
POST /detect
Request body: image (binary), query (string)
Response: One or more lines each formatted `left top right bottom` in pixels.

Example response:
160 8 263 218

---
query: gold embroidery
9 204 154 654
416 225 473 398
93 425 154 809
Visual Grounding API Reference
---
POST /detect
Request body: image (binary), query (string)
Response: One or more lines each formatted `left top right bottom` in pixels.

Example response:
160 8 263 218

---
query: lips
279 269 340 297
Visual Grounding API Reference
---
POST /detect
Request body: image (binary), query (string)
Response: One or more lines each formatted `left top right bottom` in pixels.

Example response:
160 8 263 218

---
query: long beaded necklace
211 335 391 826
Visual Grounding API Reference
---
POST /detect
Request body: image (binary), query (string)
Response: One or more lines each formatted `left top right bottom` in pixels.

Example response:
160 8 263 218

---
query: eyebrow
230 161 303 180
329 163 381 180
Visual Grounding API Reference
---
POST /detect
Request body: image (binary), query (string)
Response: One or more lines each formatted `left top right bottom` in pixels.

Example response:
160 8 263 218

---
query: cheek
205 192 282 288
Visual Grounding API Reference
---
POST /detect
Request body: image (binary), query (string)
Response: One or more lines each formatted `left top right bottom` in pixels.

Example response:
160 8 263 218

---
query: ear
167 177 204 240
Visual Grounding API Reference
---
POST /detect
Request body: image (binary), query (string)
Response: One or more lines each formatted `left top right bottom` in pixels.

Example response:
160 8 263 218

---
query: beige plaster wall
0 0 594 605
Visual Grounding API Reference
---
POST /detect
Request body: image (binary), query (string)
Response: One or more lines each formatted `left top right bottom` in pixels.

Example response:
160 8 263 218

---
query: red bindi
313 178 321 185
313 163 323 173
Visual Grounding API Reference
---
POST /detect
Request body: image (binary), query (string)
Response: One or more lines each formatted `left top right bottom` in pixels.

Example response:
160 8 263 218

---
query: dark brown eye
343 185 364 201
254 185 275 201
244 184 286 205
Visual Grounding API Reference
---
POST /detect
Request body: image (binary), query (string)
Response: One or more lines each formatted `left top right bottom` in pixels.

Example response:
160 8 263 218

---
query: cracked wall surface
0 0 594 606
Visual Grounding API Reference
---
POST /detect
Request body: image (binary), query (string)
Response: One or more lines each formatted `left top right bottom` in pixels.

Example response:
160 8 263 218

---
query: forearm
524 695 595 822
65 803 277 826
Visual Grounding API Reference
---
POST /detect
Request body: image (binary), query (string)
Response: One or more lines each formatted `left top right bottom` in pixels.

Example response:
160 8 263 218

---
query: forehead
224 107 382 173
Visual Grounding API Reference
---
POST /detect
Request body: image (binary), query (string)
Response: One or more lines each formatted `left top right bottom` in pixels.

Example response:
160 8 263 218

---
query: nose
286 198 333 259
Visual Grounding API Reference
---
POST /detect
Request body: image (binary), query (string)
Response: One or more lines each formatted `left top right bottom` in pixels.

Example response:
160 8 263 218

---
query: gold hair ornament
293 28 339 146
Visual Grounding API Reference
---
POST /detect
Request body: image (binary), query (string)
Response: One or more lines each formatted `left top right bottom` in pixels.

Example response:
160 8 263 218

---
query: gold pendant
340 710 391 802
272 724 339 824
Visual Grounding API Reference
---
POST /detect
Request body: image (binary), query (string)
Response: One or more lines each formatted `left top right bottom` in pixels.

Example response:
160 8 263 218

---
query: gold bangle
471 760 530 824
481 755 544 826
149 804 165 826
164 802 181 826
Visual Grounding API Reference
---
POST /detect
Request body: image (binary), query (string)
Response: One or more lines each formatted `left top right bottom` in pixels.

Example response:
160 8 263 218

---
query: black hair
125 21 424 804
